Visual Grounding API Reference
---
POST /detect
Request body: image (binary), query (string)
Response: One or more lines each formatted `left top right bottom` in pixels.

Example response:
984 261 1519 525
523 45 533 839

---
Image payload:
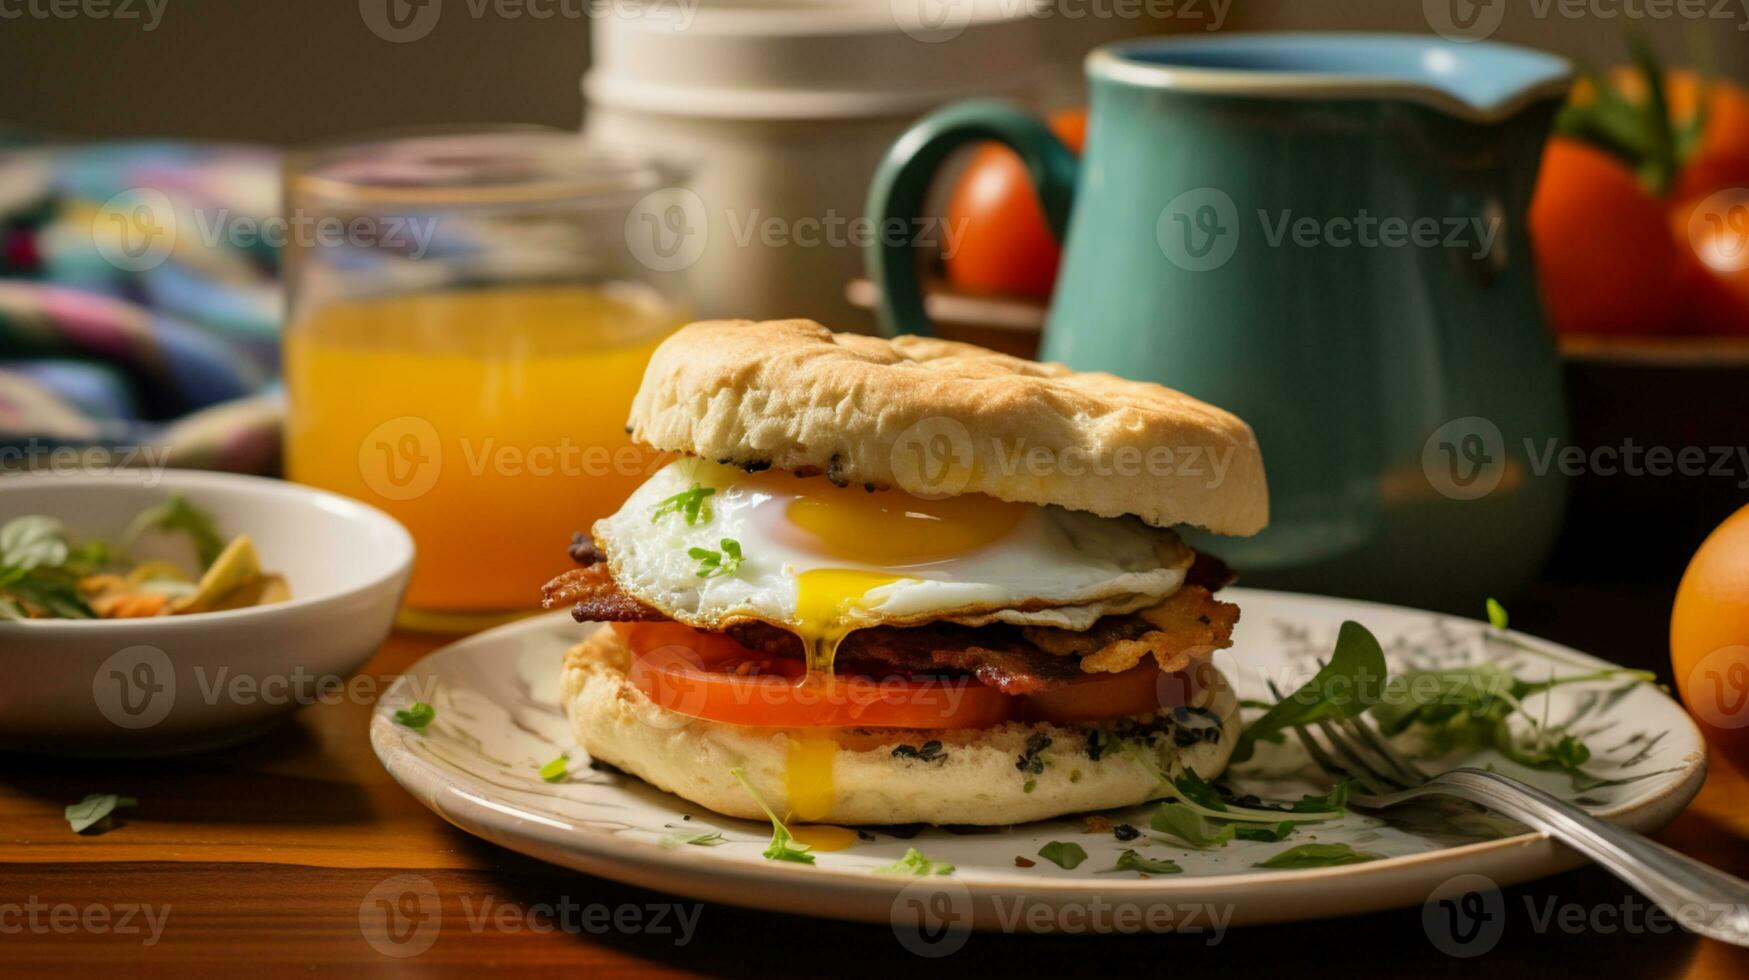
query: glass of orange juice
283 129 687 630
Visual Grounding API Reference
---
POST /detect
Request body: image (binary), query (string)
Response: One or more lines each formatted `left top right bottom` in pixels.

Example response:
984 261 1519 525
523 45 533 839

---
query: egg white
593 459 1192 633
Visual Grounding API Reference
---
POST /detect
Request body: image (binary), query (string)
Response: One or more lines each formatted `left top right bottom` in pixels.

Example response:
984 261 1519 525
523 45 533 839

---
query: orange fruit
1671 504 1749 774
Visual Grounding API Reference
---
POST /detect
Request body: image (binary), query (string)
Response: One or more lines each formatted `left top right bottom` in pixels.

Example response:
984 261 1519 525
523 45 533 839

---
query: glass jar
283 129 688 630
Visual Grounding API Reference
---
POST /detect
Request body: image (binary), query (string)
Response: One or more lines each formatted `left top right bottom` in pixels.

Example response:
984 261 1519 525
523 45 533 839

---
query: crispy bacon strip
539 561 1239 695
722 620 1085 696
541 565 664 622
1023 586 1238 675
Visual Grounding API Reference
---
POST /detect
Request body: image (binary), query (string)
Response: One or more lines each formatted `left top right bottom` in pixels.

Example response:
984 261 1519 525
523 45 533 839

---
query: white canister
585 2 1049 330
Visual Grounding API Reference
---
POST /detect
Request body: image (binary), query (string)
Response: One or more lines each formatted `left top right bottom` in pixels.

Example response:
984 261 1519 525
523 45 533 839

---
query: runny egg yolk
779 479 1027 567
776 481 1025 676
743 474 1029 823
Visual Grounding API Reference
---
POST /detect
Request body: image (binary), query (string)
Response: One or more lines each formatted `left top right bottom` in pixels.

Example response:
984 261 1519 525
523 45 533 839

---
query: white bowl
0 470 413 756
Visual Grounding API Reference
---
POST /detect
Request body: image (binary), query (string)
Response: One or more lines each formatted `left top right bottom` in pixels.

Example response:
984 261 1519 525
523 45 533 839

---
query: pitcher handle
864 101 1079 338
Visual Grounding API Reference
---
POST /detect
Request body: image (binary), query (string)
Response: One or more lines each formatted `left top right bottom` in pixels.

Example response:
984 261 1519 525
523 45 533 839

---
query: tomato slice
1021 661 1211 725
615 622 1211 730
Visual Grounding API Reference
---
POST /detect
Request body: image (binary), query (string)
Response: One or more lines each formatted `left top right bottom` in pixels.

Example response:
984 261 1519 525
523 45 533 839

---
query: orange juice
284 284 680 615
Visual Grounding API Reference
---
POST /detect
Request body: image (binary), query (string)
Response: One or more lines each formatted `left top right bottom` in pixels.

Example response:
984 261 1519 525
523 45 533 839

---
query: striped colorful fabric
0 140 283 475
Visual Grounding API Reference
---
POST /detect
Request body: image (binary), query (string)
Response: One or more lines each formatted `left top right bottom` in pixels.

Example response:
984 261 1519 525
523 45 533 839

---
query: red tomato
615 621 1199 730
1674 190 1749 334
943 108 1087 300
1530 138 1693 335
1022 660 1216 725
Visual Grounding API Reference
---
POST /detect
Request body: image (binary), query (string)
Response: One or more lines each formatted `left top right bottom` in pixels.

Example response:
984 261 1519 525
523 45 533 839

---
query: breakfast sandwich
543 319 1267 826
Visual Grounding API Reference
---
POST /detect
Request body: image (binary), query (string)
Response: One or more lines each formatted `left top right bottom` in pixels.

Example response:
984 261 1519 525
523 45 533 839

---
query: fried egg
594 459 1193 673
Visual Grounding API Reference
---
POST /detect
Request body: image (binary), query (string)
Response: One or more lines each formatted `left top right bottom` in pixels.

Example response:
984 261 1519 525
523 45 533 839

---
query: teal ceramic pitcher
867 34 1574 612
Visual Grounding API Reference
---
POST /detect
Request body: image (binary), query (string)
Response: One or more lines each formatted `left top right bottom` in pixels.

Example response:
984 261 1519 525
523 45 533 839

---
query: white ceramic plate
371 588 1706 932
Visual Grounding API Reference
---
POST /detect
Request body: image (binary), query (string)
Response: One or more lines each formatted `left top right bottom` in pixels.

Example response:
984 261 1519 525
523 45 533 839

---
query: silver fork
1282 703 1749 946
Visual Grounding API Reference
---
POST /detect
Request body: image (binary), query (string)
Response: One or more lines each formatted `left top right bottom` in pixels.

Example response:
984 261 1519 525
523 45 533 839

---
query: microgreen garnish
1486 597 1510 630
539 755 568 782
652 484 716 526
1234 822 1297 843
1106 850 1183 875
0 517 94 620
1036 841 1087 869
876 847 956 877
121 494 226 570
1232 620 1388 763
1369 661 1653 784
670 831 725 847
394 702 435 729
689 539 743 579
728 767 814 865
1253 843 1381 870
1 495 268 620
1149 801 1236 849
1157 767 1341 826
65 793 137 835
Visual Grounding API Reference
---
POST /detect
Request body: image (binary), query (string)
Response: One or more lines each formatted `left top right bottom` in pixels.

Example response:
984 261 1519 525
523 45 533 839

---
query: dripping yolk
743 472 1028 677
784 736 839 824
793 568 905 675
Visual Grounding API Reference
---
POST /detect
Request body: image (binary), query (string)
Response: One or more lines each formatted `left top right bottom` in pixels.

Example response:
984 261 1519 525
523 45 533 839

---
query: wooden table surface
4 584 1748 976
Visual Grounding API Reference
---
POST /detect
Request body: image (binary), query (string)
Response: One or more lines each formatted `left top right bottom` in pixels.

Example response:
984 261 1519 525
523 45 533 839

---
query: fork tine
1341 714 1431 787
1314 718 1407 793
1264 680 1396 794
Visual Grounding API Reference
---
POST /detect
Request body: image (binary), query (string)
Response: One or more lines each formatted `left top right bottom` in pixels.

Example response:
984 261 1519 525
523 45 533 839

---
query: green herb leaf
2 571 96 619
728 767 815 865
876 847 956 876
1107 849 1183 875
1369 661 1650 783
121 494 226 570
539 755 568 782
652 484 716 527
1235 822 1297 843
1289 782 1352 813
1 516 70 570
65 793 138 835
1149 801 1235 849
394 702 436 729
671 830 725 847
1160 767 1341 826
689 539 744 579
1037 841 1088 869
1254 843 1381 870
1486 597 1509 630
1233 620 1388 762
